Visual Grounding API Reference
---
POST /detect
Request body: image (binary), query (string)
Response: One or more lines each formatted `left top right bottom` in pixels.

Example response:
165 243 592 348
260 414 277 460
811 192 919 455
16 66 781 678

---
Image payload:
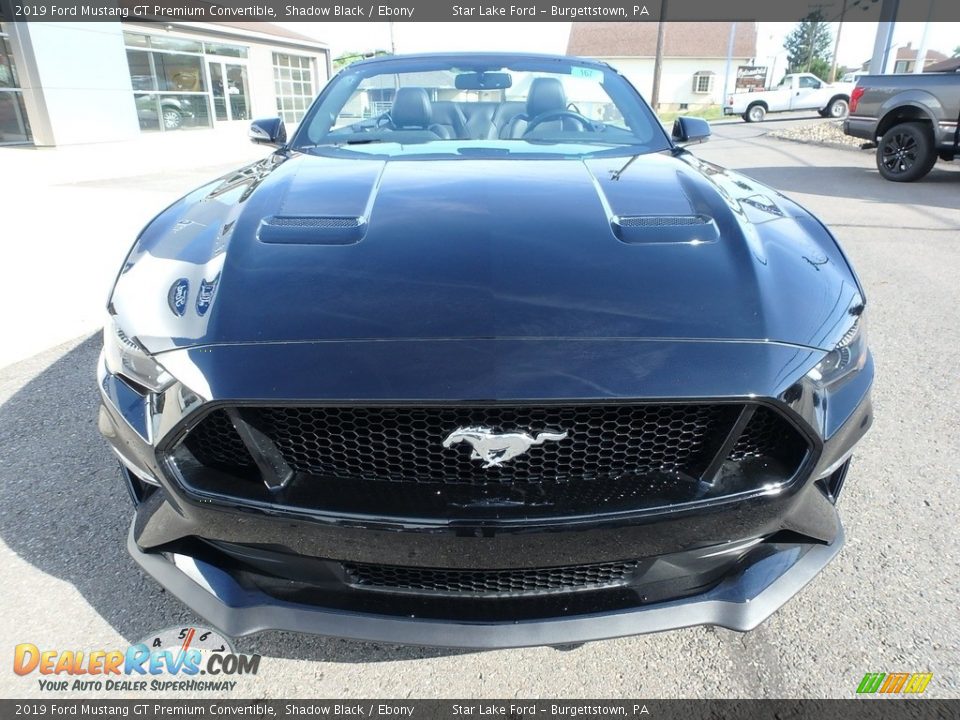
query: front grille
176 402 810 519
342 559 639 596
239 404 730 485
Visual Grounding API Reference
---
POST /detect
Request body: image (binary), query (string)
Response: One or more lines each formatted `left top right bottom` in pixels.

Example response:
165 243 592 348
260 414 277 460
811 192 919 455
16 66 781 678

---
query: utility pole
389 22 396 54
829 0 847 82
650 0 667 112
721 22 737 111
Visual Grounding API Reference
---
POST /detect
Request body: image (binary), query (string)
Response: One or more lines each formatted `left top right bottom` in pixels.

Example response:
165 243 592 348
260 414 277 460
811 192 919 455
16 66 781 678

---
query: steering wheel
524 110 596 134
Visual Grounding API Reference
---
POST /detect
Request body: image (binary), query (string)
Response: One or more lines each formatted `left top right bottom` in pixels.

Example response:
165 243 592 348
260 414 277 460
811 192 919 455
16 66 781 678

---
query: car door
790 75 823 110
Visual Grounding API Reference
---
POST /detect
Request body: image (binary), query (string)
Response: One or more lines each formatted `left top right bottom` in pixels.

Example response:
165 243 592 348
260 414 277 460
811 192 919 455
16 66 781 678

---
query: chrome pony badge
443 427 568 468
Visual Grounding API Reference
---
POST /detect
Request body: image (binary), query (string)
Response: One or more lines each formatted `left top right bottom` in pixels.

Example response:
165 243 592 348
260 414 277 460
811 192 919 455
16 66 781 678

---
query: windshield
290 56 671 157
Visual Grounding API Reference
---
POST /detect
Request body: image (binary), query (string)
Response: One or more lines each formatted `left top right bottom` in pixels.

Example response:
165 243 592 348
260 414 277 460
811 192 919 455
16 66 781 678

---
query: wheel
876 122 937 182
744 104 766 123
161 108 183 131
826 97 849 119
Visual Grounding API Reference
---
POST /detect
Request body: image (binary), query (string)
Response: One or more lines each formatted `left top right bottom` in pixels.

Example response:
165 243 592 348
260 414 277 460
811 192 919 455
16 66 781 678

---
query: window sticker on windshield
571 67 603 81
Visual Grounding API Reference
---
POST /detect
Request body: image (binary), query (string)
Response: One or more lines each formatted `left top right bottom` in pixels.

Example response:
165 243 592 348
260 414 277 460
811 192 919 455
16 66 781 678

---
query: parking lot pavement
0 128 269 369
1 122 958 699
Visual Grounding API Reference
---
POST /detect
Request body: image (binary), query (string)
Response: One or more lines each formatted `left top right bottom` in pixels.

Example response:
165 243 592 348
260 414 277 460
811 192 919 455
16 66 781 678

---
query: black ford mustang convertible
98 53 873 647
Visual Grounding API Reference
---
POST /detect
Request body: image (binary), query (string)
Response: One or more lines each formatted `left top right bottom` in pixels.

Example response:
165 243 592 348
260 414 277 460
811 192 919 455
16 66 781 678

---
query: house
859 43 948 74
923 56 960 73
566 22 758 109
0 16 330 146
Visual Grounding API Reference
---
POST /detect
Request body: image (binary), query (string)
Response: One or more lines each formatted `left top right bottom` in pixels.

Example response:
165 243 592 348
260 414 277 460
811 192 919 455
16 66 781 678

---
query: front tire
877 122 937 182
744 104 766 123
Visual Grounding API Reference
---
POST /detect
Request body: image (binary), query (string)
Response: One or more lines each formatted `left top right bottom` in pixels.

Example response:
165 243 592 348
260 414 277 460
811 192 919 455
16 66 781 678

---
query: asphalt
1 115 958 699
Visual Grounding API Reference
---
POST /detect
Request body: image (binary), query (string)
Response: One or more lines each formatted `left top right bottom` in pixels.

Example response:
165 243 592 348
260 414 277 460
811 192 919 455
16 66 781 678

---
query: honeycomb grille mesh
728 406 807 463
618 215 709 227
203 404 733 485
342 560 640 595
178 403 809 517
267 216 361 228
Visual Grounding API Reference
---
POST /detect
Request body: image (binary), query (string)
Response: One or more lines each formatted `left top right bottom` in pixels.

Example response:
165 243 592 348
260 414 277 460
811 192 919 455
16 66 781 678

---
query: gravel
768 119 866 150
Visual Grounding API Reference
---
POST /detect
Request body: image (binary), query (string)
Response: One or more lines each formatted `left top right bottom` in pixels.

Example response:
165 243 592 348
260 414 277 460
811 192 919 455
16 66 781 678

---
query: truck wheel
744 104 766 123
877 122 937 182
161 108 183 131
825 98 849 118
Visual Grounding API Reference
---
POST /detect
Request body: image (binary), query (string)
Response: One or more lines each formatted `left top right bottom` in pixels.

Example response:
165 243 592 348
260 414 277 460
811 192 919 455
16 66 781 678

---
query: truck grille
175 402 809 519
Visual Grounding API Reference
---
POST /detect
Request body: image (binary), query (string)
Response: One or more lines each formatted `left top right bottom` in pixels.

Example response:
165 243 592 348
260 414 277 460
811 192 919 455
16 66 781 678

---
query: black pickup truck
844 71 960 181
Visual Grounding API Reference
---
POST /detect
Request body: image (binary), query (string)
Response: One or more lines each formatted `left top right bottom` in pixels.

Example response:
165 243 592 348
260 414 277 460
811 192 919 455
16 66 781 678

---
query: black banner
1 700 959 720
5 0 960 22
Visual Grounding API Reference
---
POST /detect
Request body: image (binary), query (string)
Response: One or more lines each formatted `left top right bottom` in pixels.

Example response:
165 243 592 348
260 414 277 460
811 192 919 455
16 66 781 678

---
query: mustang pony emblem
442 426 568 468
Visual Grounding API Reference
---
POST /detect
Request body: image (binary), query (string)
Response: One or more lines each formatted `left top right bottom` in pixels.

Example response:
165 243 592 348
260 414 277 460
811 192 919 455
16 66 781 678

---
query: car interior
331 77 615 143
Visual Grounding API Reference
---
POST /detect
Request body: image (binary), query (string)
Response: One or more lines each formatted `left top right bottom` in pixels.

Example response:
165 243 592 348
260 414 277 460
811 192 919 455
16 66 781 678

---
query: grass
656 106 726 124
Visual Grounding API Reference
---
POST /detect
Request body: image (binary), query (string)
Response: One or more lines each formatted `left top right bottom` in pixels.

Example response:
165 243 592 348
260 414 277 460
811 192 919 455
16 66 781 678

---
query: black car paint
100 53 873 646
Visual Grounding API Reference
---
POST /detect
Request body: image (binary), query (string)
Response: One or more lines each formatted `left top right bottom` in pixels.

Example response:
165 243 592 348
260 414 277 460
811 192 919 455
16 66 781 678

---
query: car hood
111 149 862 355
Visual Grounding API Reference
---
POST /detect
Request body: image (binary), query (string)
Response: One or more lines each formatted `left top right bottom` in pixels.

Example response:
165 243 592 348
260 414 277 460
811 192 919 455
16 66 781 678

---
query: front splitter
127 520 843 649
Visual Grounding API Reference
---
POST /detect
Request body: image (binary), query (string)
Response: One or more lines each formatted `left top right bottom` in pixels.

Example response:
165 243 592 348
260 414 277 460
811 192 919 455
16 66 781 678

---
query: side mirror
249 117 287 147
671 116 711 146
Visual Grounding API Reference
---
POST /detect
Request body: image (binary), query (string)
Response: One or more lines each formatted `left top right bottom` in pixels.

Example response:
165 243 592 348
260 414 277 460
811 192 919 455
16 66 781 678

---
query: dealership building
0 11 330 146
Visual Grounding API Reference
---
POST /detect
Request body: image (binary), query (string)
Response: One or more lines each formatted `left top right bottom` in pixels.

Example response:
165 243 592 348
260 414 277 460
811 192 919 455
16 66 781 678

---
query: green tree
783 12 834 74
808 57 833 82
333 50 390 71
953 45 960 58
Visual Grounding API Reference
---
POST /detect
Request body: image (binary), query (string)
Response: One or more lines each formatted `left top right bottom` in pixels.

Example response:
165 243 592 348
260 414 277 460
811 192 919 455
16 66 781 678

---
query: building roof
895 43 947 62
924 56 960 72
567 22 757 59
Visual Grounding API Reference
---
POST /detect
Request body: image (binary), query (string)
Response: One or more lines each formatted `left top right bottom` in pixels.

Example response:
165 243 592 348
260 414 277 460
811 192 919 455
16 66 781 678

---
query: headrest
392 87 432 129
526 77 567 118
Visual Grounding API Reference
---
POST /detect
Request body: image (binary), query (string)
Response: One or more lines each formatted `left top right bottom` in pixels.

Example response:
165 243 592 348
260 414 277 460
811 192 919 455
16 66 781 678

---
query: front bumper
98 338 872 647
126 516 843 648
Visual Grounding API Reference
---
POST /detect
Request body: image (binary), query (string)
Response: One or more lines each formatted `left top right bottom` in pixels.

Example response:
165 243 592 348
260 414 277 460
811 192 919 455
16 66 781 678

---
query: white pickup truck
724 73 854 123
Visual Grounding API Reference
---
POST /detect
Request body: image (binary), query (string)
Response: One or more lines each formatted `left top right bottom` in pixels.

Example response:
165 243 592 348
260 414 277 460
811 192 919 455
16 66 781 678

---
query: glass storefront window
124 40 211 132
153 52 205 92
149 35 202 53
204 42 248 59
134 92 211 132
126 49 156 91
122 32 149 48
122 30 255 131
0 24 32 144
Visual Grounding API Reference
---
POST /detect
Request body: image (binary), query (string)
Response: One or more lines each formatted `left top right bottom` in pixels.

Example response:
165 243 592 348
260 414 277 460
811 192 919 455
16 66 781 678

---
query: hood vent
613 214 719 245
258 215 365 245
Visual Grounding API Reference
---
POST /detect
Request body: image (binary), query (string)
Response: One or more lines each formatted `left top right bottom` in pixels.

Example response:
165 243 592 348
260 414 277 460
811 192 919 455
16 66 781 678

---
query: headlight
103 317 173 393
808 313 868 386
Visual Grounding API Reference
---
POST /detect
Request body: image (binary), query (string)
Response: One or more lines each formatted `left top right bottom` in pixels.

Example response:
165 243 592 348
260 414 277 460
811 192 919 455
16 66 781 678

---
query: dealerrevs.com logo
13 626 260 693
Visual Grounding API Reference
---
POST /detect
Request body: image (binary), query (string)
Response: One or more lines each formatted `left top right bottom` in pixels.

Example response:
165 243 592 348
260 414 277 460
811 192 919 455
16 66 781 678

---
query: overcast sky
280 21 959 69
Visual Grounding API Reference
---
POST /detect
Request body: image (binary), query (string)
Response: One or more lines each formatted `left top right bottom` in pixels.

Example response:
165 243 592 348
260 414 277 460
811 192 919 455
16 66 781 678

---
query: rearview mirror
671 116 711 146
455 72 512 91
249 117 287 147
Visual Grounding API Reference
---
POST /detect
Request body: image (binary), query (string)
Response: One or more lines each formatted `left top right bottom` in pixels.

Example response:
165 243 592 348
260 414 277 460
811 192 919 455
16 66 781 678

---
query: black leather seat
390 88 451 138
502 78 570 139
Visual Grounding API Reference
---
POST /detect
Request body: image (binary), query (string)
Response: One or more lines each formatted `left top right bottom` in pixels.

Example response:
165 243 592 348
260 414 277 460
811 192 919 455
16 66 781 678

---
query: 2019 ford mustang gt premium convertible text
98 53 873 648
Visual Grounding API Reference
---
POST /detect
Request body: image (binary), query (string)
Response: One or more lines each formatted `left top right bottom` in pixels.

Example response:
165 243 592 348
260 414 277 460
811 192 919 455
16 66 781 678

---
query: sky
280 21 959 70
